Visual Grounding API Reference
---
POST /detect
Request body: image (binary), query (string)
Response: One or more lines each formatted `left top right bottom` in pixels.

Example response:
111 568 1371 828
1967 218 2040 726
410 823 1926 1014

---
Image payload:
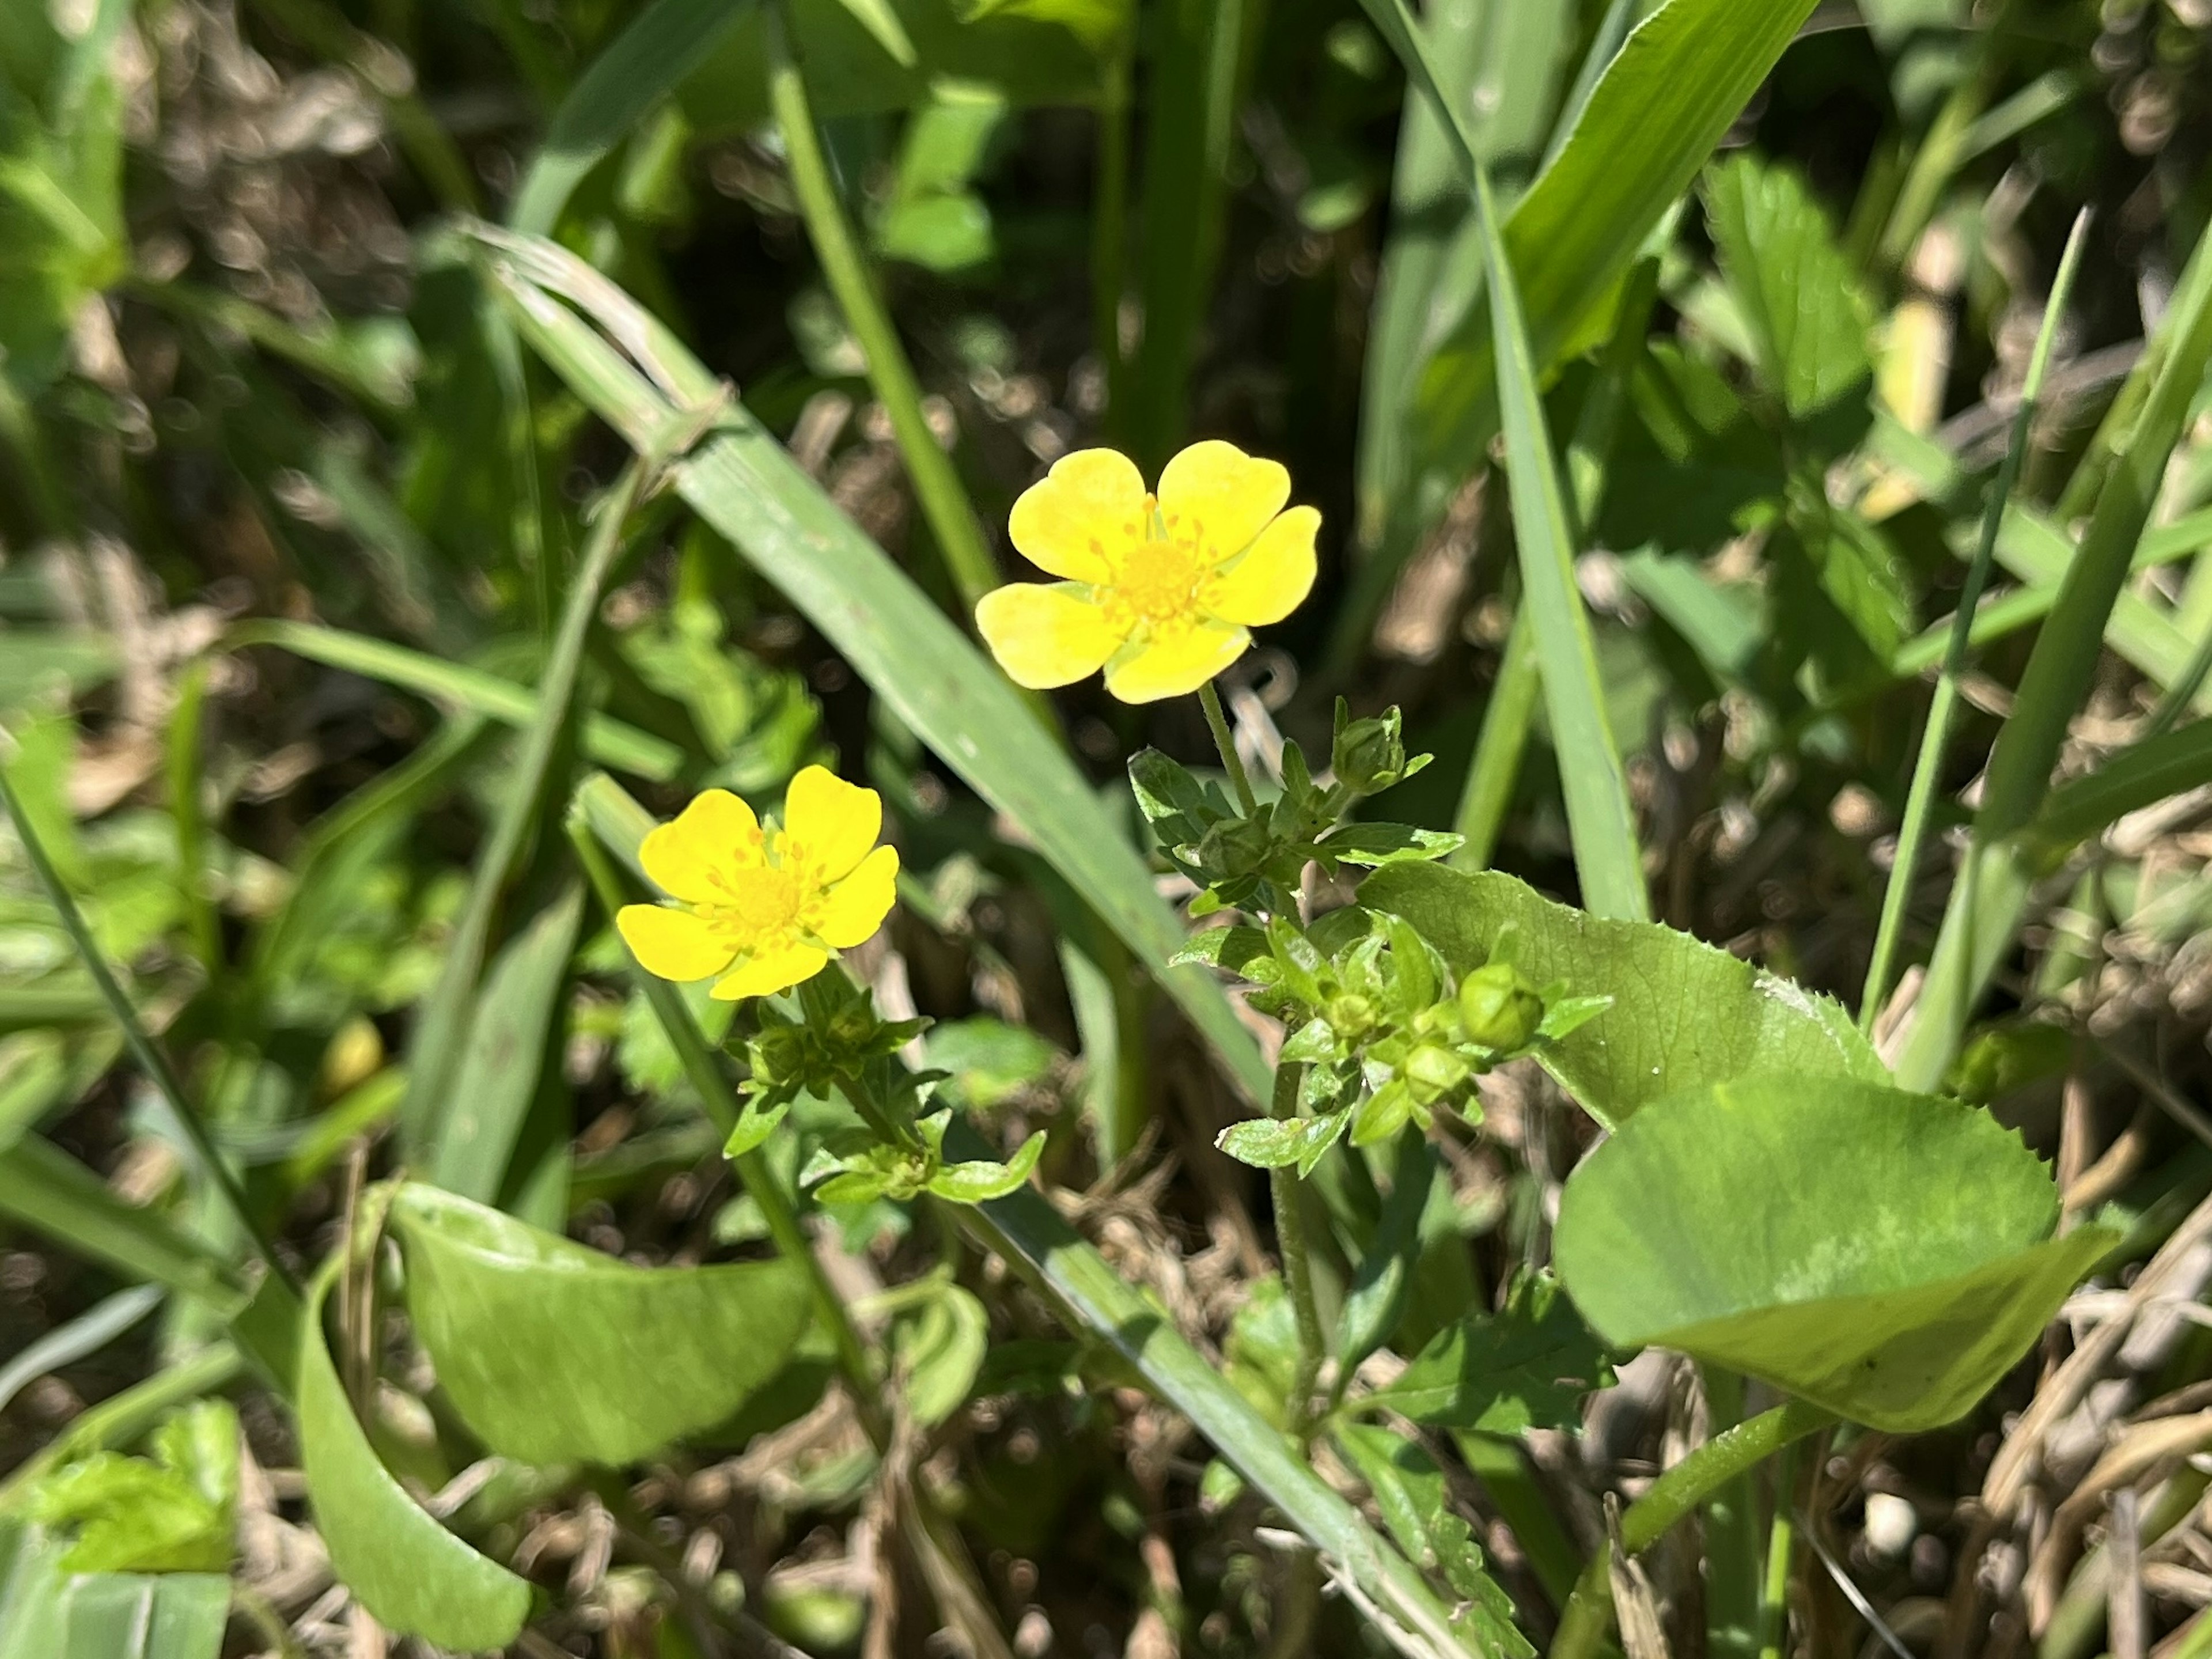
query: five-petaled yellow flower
976 440 1319 703
616 766 899 1001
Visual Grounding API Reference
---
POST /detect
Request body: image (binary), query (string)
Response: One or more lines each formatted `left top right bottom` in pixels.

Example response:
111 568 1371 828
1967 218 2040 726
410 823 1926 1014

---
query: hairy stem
1199 678 1260 816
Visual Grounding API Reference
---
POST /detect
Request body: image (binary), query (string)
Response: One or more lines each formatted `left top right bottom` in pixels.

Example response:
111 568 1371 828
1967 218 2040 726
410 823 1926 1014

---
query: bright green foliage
1332 1422 1532 1659
1361 1270 1611 1435
1554 1076 2118 1430
296 1264 531 1651
389 1183 810 1464
1366 862 1885 1127
20 1403 236 1575
1702 154 1875 424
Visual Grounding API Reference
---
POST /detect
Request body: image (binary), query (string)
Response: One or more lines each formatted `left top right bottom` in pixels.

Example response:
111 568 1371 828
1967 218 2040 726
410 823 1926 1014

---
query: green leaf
510 0 760 235
478 229 1270 1104
925 1130 1046 1203
1553 1075 2117 1431
1702 153 1874 421
1330 1423 1529 1657
1412 0 1821 478
1335 1132 1433 1373
425 884 584 1204
296 1263 530 1651
1216 1109 1350 1175
388 1183 810 1465
1363 1270 1609 1434
1363 862 1886 1128
22 1401 237 1575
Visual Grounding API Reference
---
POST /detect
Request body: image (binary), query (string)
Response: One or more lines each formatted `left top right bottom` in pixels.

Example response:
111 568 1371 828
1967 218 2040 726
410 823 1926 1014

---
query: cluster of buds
1190 915 1607 1171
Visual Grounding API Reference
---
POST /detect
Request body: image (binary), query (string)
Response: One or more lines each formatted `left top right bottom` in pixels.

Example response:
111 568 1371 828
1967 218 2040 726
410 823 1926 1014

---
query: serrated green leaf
1363 1270 1609 1434
1703 152 1873 421
1363 862 1886 1128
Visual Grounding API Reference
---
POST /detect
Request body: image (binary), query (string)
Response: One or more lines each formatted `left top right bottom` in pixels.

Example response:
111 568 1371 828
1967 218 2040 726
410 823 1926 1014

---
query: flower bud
1198 813 1274 878
1333 704 1410 796
1457 963 1543 1052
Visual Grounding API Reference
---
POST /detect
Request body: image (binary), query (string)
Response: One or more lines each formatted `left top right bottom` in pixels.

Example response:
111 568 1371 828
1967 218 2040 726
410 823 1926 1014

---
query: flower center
701 857 807 951
1107 531 1208 630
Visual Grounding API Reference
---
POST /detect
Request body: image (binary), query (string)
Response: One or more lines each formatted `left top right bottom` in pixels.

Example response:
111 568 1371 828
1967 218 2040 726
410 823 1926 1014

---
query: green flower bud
1457 962 1543 1052
1324 991 1381 1040
1332 706 1411 796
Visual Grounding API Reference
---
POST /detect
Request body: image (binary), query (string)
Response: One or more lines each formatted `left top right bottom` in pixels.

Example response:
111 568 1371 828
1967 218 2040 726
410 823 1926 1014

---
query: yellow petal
710 941 830 1001
783 765 881 884
1103 622 1250 703
816 843 900 948
1206 505 1319 627
641 789 763 904
975 582 1123 688
1007 449 1149 582
616 904 733 983
1156 440 1289 565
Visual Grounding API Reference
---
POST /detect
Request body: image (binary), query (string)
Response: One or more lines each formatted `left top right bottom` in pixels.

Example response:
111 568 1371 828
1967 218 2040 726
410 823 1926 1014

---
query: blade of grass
1328 0 1820 672
0 765 297 1293
1121 0 1246 468
1895 213 2212 1090
1360 0 1647 921
765 5 999 611
1859 210 2089 1031
0 1135 245 1312
166 659 222 980
508 0 757 235
472 228 1272 1104
226 620 683 779
397 459 649 1158
1352 0 1489 558
0 1283 164 1416
1452 608 1537 871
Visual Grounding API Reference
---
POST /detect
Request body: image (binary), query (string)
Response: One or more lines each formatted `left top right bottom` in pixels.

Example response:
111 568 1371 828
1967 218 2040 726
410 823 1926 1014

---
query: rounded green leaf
1362 862 1885 1127
1553 1076 2115 1431
296 1265 531 1652
390 1184 810 1465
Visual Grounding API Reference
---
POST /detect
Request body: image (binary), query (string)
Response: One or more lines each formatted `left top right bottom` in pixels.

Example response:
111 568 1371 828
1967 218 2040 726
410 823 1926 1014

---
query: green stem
1859 207 2089 1031
0 766 296 1294
1702 1368 1761 1659
764 6 999 613
1758 1440 1801 1659
1550 1401 1834 1659
1269 1062 1325 1434
565 806 882 1426
1200 678 1259 816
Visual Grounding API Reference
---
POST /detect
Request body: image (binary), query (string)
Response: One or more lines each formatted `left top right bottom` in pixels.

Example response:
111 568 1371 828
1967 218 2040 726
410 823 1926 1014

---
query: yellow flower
616 766 899 1001
975 440 1320 703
